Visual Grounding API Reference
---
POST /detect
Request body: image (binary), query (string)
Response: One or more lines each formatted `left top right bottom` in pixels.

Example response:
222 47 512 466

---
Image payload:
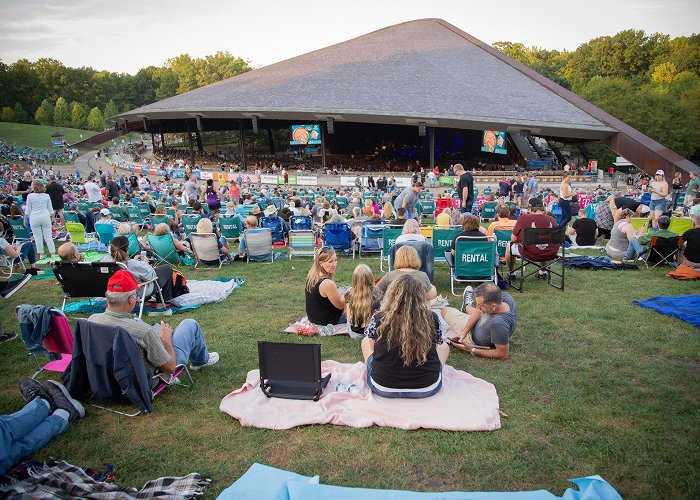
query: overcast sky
1 0 698 74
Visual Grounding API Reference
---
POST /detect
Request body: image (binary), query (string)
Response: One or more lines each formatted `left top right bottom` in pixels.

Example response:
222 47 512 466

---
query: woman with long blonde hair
345 264 380 339
381 202 394 221
305 246 346 325
361 273 449 398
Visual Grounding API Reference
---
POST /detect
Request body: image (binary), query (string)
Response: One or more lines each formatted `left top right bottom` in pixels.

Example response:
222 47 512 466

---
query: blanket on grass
0 459 210 499
563 256 638 270
219 360 501 431
63 299 200 315
217 463 622 500
633 295 700 328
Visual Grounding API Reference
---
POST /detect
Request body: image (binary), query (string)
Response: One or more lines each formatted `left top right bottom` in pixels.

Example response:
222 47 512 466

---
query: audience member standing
25 180 55 259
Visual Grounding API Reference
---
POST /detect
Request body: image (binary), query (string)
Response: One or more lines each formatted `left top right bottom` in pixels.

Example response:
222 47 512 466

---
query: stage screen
290 124 321 145
481 130 507 155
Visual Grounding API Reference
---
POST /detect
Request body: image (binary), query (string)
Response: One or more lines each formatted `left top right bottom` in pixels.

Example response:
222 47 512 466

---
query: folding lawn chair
290 215 313 231
149 215 170 229
380 227 403 271
481 202 497 220
8 216 32 242
95 223 115 246
258 341 331 402
137 202 152 218
432 227 462 263
445 235 498 296
180 215 200 238
108 206 125 222
243 228 274 263
190 232 226 268
146 233 186 266
125 205 146 229
260 216 286 245
288 230 316 259
63 320 192 417
219 215 243 242
644 235 682 268
493 228 513 270
125 233 142 258
323 222 354 257
509 227 565 292
63 211 81 224
16 305 73 380
358 223 385 258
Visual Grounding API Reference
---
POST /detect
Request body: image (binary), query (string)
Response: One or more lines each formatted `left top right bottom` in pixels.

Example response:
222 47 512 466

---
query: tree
1 106 13 122
102 99 119 122
35 98 54 125
87 107 104 131
70 101 88 129
12 102 28 123
53 97 70 126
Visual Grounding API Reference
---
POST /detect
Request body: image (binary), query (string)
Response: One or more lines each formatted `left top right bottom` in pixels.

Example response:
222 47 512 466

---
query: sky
1 0 698 74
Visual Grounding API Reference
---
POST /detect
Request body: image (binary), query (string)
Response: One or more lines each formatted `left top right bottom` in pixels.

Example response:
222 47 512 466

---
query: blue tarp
217 463 622 500
633 294 700 328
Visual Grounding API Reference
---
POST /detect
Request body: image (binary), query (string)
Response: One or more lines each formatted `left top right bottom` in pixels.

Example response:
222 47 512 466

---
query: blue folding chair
323 222 353 257
260 216 285 245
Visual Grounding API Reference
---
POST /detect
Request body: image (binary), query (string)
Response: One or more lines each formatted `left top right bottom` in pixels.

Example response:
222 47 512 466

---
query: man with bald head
57 243 84 263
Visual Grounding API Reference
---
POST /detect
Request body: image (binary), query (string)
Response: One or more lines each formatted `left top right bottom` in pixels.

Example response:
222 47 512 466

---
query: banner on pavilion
260 174 278 185
297 176 318 186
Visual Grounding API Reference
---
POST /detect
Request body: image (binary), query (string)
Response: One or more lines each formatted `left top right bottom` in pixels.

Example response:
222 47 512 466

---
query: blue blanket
63 299 199 315
217 463 621 500
633 295 700 328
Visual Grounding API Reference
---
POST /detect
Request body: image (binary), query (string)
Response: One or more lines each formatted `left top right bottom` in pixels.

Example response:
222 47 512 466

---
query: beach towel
169 277 244 307
219 360 501 431
217 463 622 500
633 295 700 328
62 298 200 315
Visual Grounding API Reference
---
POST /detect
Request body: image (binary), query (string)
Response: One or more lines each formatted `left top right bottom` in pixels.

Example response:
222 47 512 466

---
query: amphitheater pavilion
109 18 698 179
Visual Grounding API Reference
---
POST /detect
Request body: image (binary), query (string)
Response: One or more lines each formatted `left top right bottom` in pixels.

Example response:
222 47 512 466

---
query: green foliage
53 97 70 127
87 106 104 131
102 99 119 122
70 101 89 129
164 51 252 93
12 102 28 123
35 98 54 126
1 106 13 122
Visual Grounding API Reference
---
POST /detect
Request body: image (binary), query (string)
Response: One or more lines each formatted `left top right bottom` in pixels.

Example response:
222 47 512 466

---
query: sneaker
461 286 474 312
0 274 31 299
0 332 18 343
537 270 549 280
19 378 53 408
508 273 517 283
190 352 219 371
44 380 85 421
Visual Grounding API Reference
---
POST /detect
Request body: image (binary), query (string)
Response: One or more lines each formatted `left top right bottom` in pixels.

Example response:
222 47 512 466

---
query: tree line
0 30 698 161
0 51 251 132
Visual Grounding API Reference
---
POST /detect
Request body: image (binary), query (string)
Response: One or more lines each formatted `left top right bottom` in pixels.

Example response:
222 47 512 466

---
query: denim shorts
649 198 667 213
366 354 442 399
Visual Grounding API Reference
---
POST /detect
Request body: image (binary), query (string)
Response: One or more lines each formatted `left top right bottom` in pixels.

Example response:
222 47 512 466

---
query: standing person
305 246 346 326
45 175 65 225
558 173 573 228
392 182 423 220
367 175 376 189
14 171 33 203
84 172 102 203
648 170 669 230
25 180 55 259
183 175 199 202
361 273 449 398
685 172 700 214
454 164 474 214
671 172 684 211
204 179 220 214
105 175 120 199
228 180 241 203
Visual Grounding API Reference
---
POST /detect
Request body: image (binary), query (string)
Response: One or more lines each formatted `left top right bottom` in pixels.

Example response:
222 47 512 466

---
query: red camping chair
17 306 74 379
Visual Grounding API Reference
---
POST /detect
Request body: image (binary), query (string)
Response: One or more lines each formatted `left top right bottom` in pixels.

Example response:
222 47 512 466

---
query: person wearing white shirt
24 180 55 258
84 175 102 202
395 219 427 244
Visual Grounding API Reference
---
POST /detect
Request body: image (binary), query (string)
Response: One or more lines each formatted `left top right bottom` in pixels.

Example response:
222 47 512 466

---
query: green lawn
0 252 698 498
0 122 96 149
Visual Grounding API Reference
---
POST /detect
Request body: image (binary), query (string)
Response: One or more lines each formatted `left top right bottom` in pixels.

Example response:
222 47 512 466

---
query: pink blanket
219 360 501 431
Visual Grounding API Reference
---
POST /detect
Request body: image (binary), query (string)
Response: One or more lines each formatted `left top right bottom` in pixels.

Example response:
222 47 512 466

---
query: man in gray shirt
441 282 517 360
183 175 199 202
393 181 423 220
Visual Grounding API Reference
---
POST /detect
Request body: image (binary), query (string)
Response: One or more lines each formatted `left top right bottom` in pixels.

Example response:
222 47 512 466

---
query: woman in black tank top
305 246 346 325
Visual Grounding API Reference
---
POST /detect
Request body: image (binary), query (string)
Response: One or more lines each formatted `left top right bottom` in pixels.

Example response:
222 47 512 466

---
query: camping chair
509 227 565 292
419 200 436 221
219 215 243 243
95 223 115 246
258 341 331 402
358 223 385 258
146 233 186 266
243 228 274 263
481 202 497 220
335 197 349 211
260 216 286 245
432 227 462 263
9 216 32 242
288 230 316 259
63 211 81 224
108 206 125 222
65 221 96 246
389 240 435 283
380 227 403 271
125 205 146 229
668 217 692 235
190 232 226 268
149 215 170 229
136 202 152 218
445 235 498 296
180 215 200 238
644 236 682 268
64 320 192 417
16 306 73 380
125 233 142 258
290 215 313 231
435 198 452 216
323 222 354 257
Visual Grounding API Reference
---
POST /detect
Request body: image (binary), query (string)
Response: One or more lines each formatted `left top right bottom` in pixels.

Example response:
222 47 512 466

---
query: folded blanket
217 463 622 500
219 360 501 431
633 295 700 328
170 277 244 307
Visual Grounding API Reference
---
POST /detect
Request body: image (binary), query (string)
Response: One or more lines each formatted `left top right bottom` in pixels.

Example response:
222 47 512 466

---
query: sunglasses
318 245 332 254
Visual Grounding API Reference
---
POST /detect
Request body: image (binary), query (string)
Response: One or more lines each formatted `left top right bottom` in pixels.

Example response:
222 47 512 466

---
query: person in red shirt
505 197 558 280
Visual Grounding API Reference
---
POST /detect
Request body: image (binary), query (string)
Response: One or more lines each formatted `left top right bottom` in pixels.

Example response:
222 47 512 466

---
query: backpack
172 269 189 297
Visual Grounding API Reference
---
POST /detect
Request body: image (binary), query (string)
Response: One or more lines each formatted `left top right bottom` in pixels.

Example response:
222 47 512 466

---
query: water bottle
347 384 360 394
335 383 346 392
319 324 334 336
140 250 147 261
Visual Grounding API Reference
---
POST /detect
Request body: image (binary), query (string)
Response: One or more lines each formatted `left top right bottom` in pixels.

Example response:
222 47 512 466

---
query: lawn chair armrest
444 250 455 269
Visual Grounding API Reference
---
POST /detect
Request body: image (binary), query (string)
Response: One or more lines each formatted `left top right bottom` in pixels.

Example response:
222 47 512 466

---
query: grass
0 122 97 149
0 250 698 498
